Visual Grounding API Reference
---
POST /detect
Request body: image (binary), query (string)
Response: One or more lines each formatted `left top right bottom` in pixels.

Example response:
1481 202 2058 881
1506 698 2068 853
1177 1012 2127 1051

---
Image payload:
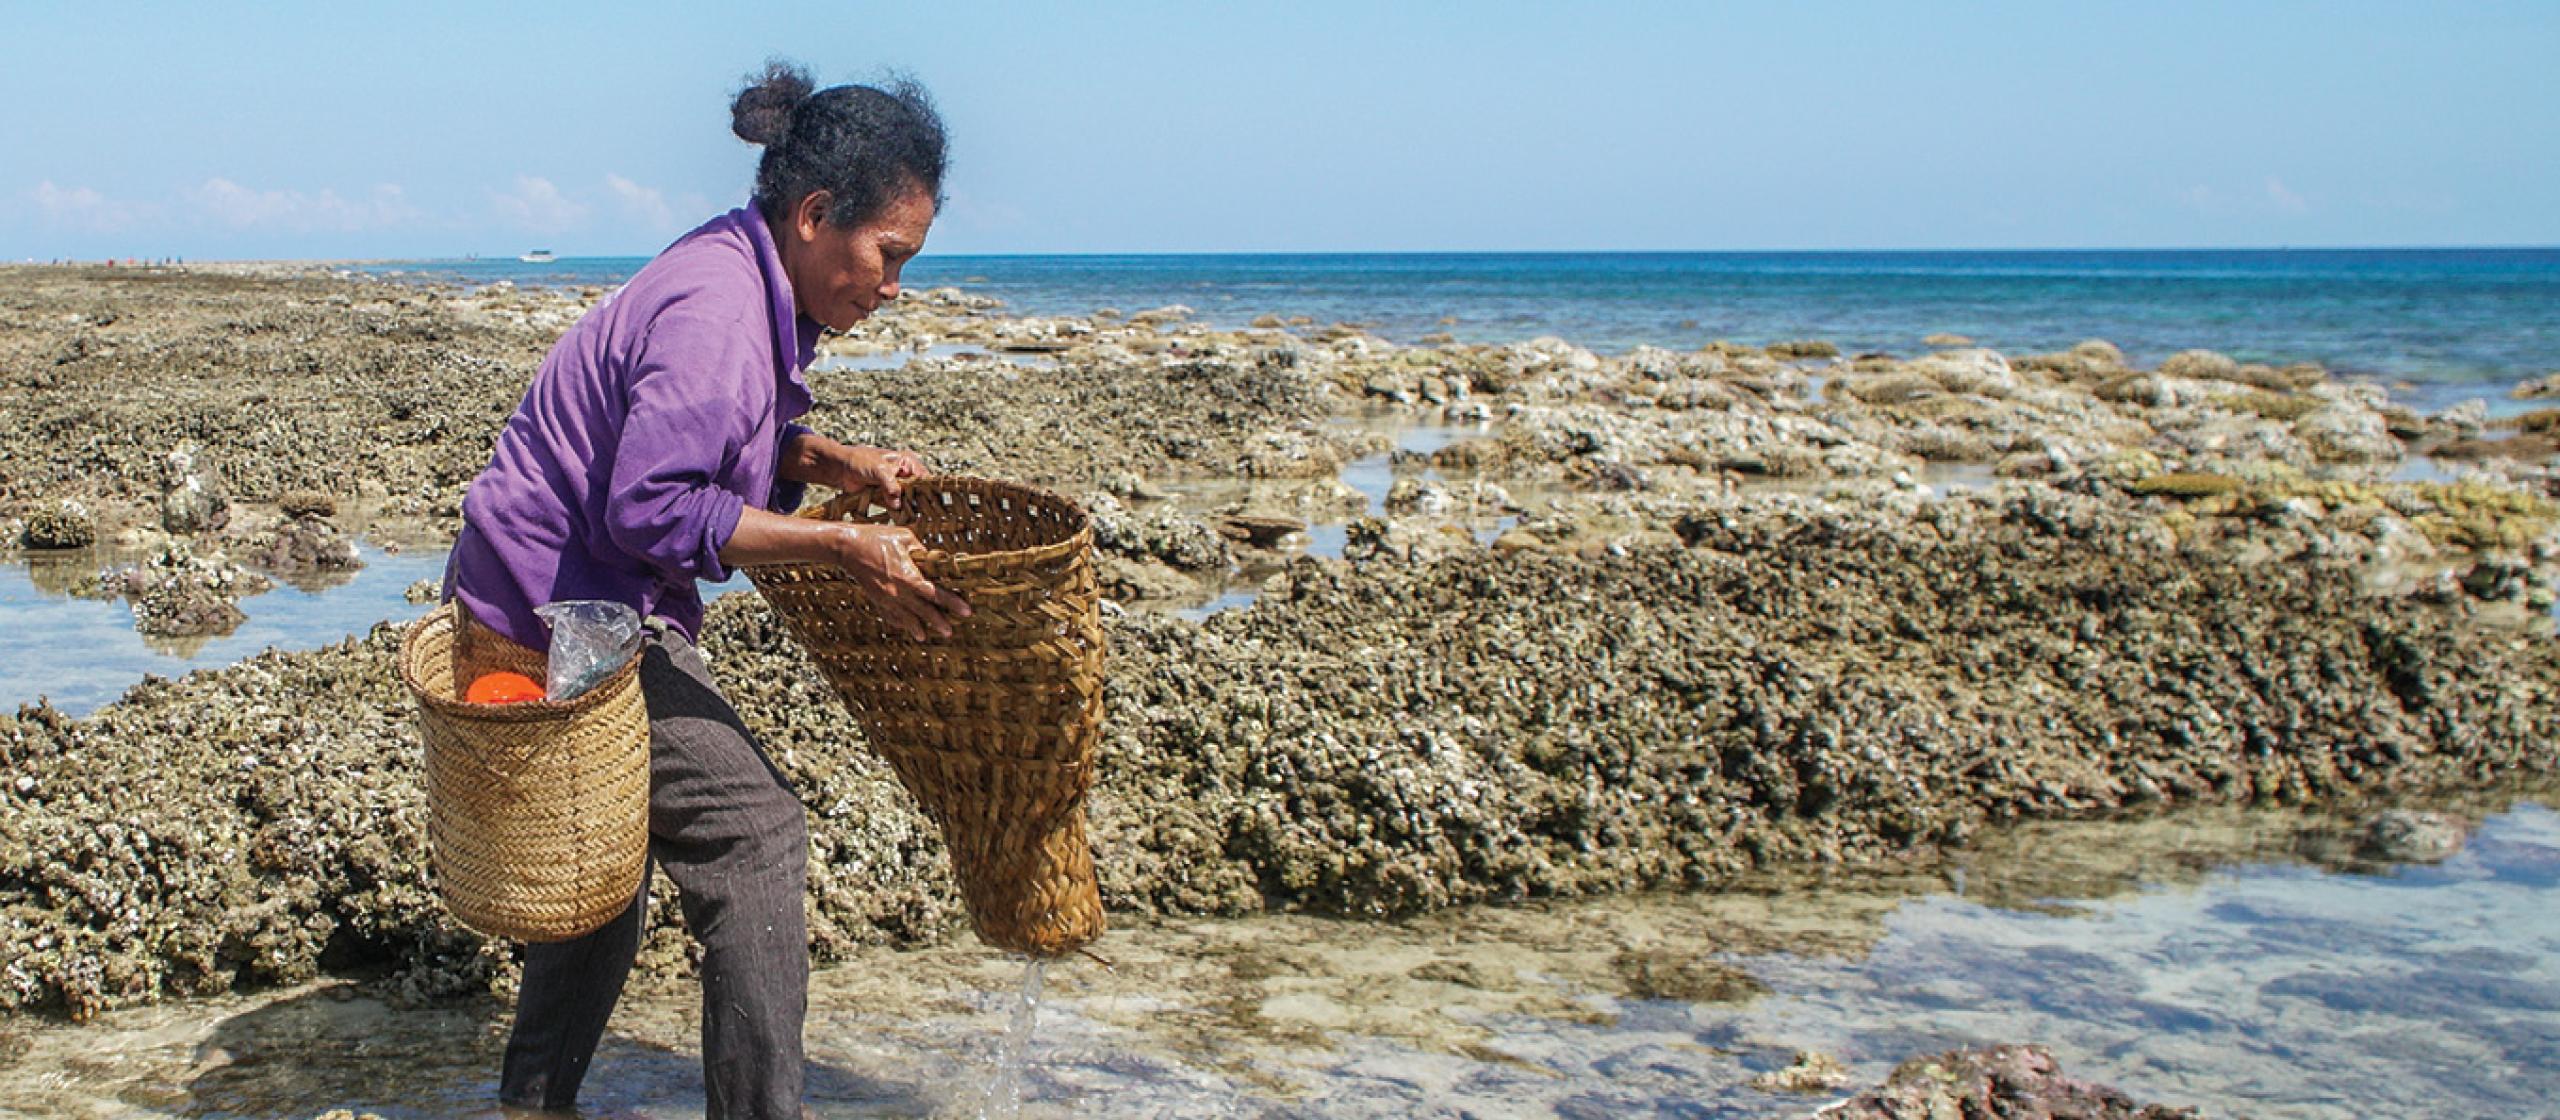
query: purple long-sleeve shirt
447 206 821 650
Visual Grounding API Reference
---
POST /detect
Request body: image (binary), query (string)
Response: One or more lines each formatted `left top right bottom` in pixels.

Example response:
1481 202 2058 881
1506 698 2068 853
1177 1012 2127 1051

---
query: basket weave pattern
748 478 1107 957
399 604 651 942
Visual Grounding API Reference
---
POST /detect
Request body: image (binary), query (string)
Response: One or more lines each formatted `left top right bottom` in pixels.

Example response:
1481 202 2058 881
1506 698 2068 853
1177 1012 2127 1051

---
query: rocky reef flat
1 263 2556 1114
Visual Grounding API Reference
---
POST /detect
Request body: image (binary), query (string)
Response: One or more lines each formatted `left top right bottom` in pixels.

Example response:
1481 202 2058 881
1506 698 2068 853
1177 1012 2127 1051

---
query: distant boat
519 249 556 264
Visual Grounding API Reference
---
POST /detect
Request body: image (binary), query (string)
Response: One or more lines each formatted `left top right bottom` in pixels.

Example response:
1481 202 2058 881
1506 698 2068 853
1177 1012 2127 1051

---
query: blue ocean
354 249 2560 409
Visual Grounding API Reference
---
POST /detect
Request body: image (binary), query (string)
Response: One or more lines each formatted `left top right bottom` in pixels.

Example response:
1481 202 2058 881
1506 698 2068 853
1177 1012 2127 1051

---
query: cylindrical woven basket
398 603 651 942
747 478 1106 957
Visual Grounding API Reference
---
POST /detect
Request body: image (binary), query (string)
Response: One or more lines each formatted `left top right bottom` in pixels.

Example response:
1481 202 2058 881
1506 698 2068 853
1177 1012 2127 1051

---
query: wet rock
1907 348 2022 398
2211 388 2321 423
276 490 338 520
2095 373 2214 410
1216 513 1307 549
2354 810 2470 864
100 544 273 638
1652 378 1745 411
1611 950 1767 1003
1749 1049 1850 1093
1995 450 2063 478
1621 345 1692 382
1129 304 1194 326
1088 495 1232 572
1340 517 1478 565
157 448 230 534
2433 398 2490 436
1100 471 1174 503
21 500 96 549
1835 372 1941 406
2129 473 2244 499
1260 478 1370 520
2158 414 2316 469
1817 1045 2200 1119
159 482 229 535
1765 340 1839 360
1383 479 1513 518
2461 554 2531 601
241 515 361 577
1097 553 1206 602
2158 348 2239 382
2017 340 2129 381
2294 403 2403 464
1360 373 1413 403
1922 333 1973 348
2509 373 2560 400
2071 339 2127 367
402 578 442 605
1408 958 1502 988
1235 428 1346 479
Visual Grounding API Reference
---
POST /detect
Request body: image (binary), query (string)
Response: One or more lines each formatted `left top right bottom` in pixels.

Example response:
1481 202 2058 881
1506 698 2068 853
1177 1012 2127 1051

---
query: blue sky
4 2 2554 259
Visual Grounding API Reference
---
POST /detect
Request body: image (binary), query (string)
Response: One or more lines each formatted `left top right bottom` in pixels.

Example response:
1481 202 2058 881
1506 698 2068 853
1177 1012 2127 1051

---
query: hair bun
730 60 816 147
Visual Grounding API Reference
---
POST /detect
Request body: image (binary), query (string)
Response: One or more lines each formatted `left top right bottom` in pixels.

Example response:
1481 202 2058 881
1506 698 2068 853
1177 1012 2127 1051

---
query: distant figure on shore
443 60 968 1119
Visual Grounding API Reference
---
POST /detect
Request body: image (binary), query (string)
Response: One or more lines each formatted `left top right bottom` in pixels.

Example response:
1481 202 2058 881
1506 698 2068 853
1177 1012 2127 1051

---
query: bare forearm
714 505 971 639
716 505 846 569
776 431 843 486
772 435 930 511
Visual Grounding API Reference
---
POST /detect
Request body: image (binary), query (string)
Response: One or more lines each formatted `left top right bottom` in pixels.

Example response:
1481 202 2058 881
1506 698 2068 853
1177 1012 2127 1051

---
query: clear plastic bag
535 599 644 702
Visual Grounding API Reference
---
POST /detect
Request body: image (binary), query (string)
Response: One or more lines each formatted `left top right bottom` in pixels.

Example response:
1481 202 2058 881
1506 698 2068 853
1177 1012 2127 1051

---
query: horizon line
58 242 2556 266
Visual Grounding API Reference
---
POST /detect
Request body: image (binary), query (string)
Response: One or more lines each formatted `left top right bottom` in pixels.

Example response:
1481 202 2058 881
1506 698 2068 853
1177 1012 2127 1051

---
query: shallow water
353 249 2560 387
0 545 449 716
5 797 2550 1119
1173 422 1510 621
810 346 1057 374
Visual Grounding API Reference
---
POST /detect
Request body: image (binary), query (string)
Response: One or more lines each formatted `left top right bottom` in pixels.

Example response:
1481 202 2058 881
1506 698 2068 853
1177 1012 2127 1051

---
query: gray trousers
499 624 810 1119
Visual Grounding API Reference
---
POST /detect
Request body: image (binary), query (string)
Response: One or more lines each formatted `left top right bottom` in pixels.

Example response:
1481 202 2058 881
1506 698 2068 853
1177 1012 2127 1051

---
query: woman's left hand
791 436 931 509
832 445 930 509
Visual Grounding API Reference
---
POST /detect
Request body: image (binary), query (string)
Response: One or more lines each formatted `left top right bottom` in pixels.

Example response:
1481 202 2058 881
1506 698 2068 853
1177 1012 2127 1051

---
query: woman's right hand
826 523 971 640
719 507 972 640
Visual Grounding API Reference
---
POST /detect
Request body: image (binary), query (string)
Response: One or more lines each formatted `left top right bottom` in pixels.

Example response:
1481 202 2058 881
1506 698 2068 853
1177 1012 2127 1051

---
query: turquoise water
352 248 2560 390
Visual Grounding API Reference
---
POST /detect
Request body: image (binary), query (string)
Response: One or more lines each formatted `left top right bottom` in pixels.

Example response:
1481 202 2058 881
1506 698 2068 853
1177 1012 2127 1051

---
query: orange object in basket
466 671 547 705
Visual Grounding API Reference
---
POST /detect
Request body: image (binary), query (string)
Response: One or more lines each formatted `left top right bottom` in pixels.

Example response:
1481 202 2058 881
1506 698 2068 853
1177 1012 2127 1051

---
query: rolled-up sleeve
771 422 816 514
604 308 766 584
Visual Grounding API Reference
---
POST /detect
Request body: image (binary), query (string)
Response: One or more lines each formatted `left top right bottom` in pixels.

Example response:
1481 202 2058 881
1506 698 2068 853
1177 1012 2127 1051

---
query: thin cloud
605 173 677 234
191 178 420 233
31 181 153 232
491 175 589 234
2265 177 2308 215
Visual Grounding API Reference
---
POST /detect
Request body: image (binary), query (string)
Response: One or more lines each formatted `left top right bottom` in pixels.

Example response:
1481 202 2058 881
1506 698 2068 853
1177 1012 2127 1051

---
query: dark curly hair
730 59 948 230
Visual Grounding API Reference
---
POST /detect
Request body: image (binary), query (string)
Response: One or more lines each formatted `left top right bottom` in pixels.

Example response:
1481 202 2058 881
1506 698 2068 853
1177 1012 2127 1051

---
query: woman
445 62 967 1118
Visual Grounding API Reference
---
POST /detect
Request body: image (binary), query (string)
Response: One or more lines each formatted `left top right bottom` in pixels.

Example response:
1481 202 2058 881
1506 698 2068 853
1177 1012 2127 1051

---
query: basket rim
774 476 1093 571
398 602 643 722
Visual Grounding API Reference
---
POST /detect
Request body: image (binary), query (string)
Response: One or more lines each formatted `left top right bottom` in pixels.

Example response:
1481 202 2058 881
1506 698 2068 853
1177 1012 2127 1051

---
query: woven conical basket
748 478 1106 957
398 603 651 942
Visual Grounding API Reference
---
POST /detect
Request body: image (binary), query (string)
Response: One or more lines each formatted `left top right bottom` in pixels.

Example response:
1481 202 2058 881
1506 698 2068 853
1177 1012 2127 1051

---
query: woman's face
780 186 935 332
